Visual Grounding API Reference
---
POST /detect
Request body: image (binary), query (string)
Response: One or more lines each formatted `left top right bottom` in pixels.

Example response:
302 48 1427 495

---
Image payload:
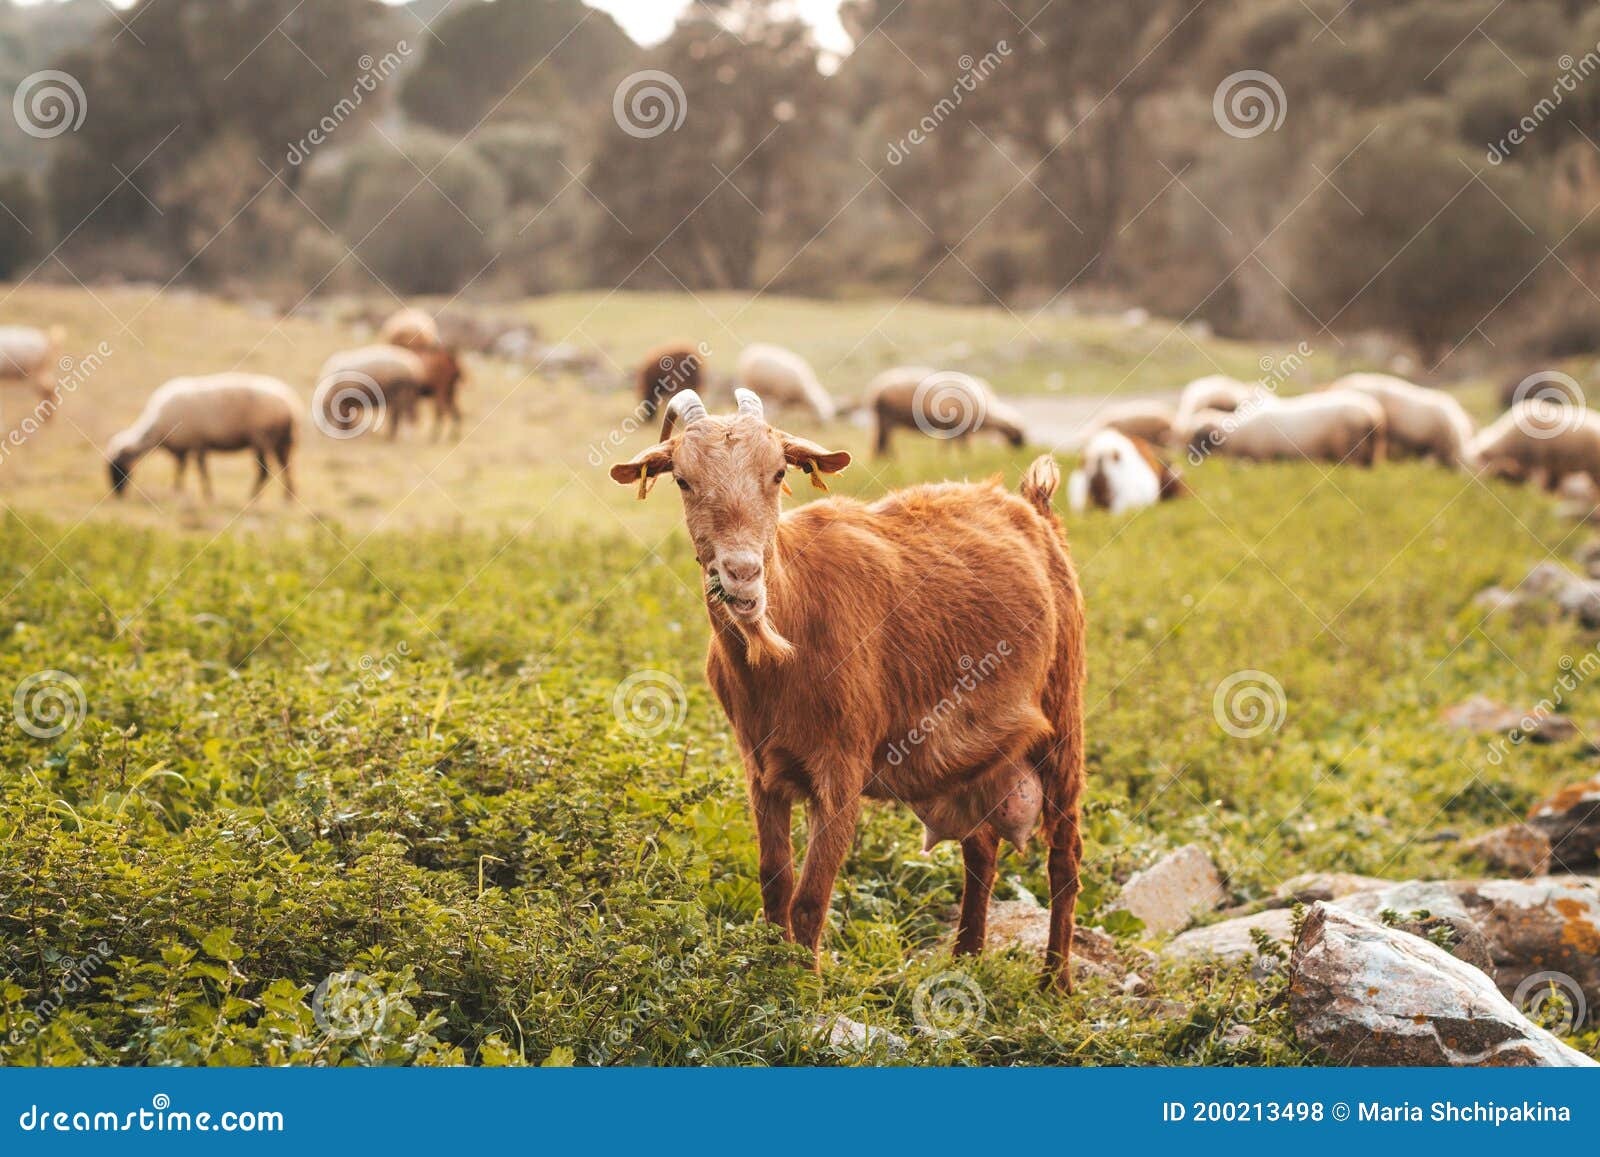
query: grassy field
1 286 1596 1065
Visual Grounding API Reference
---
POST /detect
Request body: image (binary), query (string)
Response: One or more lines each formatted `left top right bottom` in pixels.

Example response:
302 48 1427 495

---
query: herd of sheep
3 308 1596 513
0 308 465 500
1072 370 1598 516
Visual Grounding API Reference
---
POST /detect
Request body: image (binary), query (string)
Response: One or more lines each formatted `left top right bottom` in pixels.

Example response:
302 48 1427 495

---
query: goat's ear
609 441 675 499
782 436 850 490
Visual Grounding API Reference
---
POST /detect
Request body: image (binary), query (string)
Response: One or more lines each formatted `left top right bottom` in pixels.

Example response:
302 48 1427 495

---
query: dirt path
1010 392 1180 451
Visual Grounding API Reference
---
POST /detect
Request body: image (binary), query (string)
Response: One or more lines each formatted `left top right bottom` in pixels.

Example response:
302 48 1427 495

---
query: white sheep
1175 375 1253 429
867 365 1025 455
1332 373 1477 468
315 345 434 439
0 325 63 412
377 307 441 352
1185 389 1387 466
1068 428 1189 513
107 374 302 500
1471 402 1600 490
736 343 836 423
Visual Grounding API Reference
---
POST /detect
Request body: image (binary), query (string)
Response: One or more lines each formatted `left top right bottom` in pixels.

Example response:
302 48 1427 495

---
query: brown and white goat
610 389 1088 991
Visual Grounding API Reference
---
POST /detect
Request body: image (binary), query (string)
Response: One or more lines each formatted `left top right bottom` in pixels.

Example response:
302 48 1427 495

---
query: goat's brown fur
611 397 1087 991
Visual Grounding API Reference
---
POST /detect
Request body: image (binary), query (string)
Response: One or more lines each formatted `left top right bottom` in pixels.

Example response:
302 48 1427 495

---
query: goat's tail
1020 454 1061 517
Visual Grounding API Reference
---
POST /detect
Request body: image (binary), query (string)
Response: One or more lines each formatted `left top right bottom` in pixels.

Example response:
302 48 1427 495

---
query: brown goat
637 341 705 421
610 388 1088 991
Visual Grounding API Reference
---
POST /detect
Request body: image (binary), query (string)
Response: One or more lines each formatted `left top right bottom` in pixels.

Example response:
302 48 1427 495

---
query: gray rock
985 889 1141 980
1337 877 1600 1000
1527 778 1600 866
1440 695 1577 743
1463 823 1552 877
1114 844 1226 934
809 1013 907 1055
1288 903 1595 1067
1165 907 1297 963
1272 872 1395 904
1388 913 1496 978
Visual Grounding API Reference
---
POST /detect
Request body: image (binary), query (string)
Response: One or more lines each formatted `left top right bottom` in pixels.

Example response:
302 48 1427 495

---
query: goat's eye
772 470 785 485
675 477 690 492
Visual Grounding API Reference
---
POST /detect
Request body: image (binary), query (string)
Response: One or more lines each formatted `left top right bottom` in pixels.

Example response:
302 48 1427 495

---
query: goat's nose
718 552 763 584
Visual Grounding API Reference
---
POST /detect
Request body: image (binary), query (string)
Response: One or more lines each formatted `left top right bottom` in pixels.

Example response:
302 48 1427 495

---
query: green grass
3 459 1597 1065
0 286 1596 1066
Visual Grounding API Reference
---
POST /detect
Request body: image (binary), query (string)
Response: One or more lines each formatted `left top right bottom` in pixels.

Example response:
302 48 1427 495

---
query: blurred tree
0 171 44 278
584 1 824 289
1286 111 1548 363
44 0 394 273
303 132 508 294
399 0 635 134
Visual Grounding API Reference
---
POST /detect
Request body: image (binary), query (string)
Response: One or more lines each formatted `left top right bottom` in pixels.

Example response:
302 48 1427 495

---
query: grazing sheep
867 366 1025 456
737 343 837 423
415 346 466 439
1086 399 1179 447
1186 389 1387 466
106 374 300 501
1068 429 1189 513
1175 375 1253 429
0 325 62 413
1331 373 1477 468
377 307 441 352
316 344 462 440
637 341 705 421
610 389 1088 991
1470 402 1600 491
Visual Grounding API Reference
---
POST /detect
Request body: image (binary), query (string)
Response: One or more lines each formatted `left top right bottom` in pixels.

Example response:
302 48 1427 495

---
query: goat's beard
706 572 794 665
738 615 795 666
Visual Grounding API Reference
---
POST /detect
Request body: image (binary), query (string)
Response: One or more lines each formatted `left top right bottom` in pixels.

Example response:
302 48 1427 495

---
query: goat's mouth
706 574 766 622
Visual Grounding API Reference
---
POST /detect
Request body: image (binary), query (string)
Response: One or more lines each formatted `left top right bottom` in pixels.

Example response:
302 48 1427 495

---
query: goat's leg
171 450 188 493
954 826 1000 956
790 791 860 967
750 787 795 937
1040 754 1084 994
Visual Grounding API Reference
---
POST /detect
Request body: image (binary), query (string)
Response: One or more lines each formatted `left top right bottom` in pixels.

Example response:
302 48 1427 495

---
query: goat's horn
734 388 765 422
659 389 707 441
